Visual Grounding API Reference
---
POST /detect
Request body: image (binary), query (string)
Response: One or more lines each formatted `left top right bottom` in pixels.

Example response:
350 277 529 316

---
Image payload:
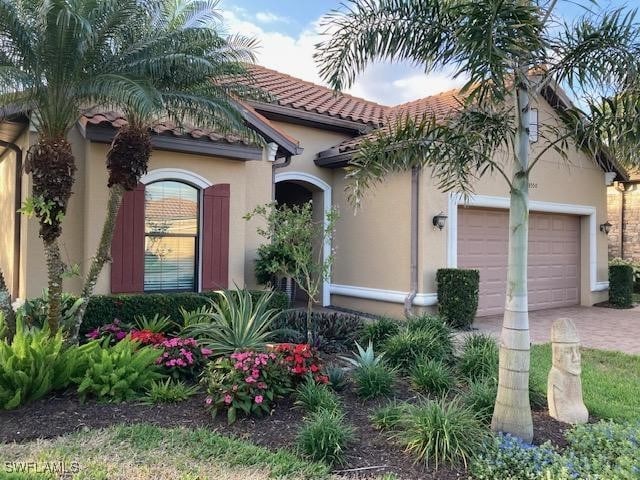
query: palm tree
316 0 640 441
68 0 261 341
0 0 160 334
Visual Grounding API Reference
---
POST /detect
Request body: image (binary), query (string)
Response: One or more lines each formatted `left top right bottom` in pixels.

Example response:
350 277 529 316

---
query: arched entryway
274 171 332 306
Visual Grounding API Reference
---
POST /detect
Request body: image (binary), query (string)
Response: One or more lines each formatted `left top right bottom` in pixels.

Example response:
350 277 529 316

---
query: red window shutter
111 183 145 293
202 184 230 290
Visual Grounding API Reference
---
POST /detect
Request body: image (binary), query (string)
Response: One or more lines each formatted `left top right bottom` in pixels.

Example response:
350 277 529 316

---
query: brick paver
473 306 640 355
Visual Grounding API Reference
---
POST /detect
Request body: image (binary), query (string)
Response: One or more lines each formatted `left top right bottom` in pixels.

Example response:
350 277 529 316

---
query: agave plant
184 289 280 355
340 341 385 369
178 305 215 332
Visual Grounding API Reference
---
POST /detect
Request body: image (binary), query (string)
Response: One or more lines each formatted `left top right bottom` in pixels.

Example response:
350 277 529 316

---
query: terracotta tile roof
331 89 464 153
80 110 253 145
246 65 389 126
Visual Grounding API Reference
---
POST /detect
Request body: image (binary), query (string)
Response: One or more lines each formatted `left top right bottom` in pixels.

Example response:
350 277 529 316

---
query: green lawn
530 344 640 422
1 425 330 480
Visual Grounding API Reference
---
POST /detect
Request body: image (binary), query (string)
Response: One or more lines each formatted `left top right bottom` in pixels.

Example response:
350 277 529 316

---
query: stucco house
607 172 640 262
0 65 625 318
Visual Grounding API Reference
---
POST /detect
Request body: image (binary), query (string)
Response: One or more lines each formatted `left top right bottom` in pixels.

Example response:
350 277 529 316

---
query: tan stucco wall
0 148 17 296
330 95 610 313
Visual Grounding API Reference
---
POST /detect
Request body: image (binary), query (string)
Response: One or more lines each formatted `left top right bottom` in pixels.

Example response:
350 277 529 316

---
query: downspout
0 139 23 300
272 155 291 201
404 167 420 317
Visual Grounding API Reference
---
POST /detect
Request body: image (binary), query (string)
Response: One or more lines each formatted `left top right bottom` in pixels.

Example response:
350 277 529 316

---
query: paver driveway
473 306 640 354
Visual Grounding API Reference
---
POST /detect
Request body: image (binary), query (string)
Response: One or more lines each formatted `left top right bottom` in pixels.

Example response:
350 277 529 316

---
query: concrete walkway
473 306 640 355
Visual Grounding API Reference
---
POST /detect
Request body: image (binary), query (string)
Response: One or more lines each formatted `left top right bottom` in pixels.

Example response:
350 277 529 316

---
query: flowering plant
156 337 212 380
202 351 291 424
130 329 166 346
85 319 130 345
275 343 328 384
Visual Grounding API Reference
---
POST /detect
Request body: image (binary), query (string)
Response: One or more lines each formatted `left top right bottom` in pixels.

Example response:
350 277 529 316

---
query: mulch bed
0 385 571 480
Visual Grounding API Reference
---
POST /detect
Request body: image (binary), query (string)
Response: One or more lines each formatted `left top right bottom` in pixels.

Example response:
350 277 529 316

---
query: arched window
144 181 199 292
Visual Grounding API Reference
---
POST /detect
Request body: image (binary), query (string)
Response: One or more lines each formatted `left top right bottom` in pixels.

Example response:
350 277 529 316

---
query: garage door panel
458 208 580 316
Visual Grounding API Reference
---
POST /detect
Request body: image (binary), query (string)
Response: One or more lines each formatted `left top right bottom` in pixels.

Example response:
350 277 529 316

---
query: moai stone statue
547 318 589 424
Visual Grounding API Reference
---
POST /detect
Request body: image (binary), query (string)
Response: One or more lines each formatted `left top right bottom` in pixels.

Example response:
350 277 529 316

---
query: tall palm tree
316 0 640 441
68 0 261 341
0 0 159 334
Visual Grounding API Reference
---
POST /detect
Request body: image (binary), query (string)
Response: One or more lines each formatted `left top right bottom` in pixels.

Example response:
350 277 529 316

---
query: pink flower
232 385 238 392
224 394 233 405
201 348 213 356
257 382 267 389
251 369 260 377
205 396 213 405
245 376 256 384
254 395 263 404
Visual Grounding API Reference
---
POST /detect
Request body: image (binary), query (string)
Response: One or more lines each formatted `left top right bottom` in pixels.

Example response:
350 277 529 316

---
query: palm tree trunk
44 240 65 334
0 268 16 341
69 185 124 342
491 85 533 442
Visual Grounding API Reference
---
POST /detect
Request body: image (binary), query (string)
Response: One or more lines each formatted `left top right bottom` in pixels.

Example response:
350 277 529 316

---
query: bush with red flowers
130 329 166 346
156 337 213 380
202 351 291 424
275 343 328 384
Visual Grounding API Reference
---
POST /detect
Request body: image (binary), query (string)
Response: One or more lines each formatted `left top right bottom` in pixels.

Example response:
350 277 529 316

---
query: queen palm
316 0 640 441
0 0 156 334
68 0 261 341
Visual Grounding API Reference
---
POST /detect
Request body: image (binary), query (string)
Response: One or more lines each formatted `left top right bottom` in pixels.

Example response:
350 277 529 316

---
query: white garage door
458 208 581 316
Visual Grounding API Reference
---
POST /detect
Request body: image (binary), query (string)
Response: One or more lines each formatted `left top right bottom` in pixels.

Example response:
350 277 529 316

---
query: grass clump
354 364 395 399
463 379 497 424
370 401 414 431
359 317 400 346
294 378 341 414
297 409 355 465
142 378 199 404
458 334 499 382
383 330 450 371
400 398 487 470
410 358 456 396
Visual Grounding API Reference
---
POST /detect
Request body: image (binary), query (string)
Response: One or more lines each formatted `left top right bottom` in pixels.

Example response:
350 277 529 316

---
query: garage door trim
446 193 606 293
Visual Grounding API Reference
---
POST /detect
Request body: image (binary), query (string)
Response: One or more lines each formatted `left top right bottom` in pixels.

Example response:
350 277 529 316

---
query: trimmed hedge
81 290 289 335
436 268 479 329
609 265 634 308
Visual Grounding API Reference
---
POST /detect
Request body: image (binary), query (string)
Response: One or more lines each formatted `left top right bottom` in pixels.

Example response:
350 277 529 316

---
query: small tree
316 0 640 441
246 202 338 344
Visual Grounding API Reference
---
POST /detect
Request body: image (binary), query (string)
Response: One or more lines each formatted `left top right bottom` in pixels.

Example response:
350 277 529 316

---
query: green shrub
410 358 456 396
383 328 454 371
0 320 99 409
471 422 640 480
458 334 499 382
272 310 364 353
609 264 634 308
400 398 487 470
359 317 400 346
142 378 200 404
81 290 288 336
370 401 414 431
296 409 354 465
18 290 84 331
134 314 174 333
76 339 163 402
184 290 280 355
470 434 559 479
464 379 497 424
326 367 348 392
294 377 341 413
436 269 479 329
340 341 385 368
353 364 395 399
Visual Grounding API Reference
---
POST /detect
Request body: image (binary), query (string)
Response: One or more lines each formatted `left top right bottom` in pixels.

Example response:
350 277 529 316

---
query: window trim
141 169 213 293
143 179 202 293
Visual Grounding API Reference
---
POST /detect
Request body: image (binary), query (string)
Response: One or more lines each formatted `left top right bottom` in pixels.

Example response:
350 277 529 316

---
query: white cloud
222 9 463 106
255 11 289 24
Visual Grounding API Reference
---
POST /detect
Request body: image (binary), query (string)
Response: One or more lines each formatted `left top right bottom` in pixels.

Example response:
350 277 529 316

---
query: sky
220 0 633 106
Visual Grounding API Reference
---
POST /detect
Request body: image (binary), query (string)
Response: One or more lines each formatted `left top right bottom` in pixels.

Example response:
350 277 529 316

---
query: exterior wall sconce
600 221 612 234
432 212 448 230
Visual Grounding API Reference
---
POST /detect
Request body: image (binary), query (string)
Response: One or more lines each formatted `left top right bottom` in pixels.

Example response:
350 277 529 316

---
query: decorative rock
547 318 589 424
